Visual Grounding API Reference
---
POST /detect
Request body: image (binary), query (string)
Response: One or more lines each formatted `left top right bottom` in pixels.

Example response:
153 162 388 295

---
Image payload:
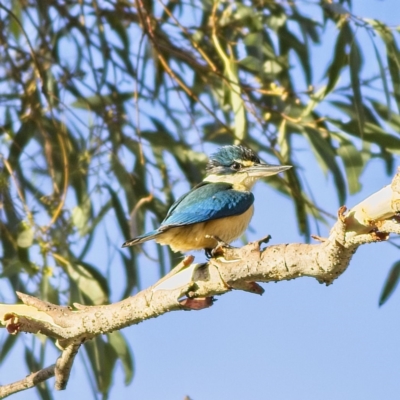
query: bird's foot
205 235 234 258
204 248 213 259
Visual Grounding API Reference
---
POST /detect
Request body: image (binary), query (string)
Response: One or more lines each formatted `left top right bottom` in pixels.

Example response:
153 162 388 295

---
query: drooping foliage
0 0 399 397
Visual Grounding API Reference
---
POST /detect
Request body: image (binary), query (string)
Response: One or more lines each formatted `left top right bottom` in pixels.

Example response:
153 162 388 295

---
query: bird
122 145 291 254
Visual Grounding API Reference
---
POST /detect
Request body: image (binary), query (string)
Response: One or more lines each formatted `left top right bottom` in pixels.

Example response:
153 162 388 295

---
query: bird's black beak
244 163 292 178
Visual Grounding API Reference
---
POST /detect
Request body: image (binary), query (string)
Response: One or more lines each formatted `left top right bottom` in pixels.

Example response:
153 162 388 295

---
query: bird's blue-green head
204 145 291 190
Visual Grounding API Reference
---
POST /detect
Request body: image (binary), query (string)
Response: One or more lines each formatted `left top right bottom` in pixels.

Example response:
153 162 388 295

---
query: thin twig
0 364 55 398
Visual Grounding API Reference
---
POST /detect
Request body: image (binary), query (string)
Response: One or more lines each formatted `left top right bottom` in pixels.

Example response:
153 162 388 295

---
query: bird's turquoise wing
161 182 254 228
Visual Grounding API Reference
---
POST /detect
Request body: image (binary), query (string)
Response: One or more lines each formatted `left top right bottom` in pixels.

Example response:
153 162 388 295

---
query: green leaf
386 38 400 114
286 167 309 237
293 10 321 44
243 32 265 60
280 26 311 85
84 335 117 394
263 60 283 75
65 261 109 305
104 185 131 240
203 122 232 144
380 148 395 175
373 20 400 114
329 118 400 151
379 261 400 306
78 200 113 259
349 39 365 137
330 99 379 125
267 10 287 31
322 2 351 17
303 127 346 205
114 46 136 76
212 33 246 142
70 92 133 111
103 11 129 49
40 269 60 304
365 131 400 150
0 259 23 278
24 348 52 400
370 100 400 132
277 119 289 162
0 334 18 363
107 331 134 385
332 133 364 194
142 126 206 184
324 22 351 97
17 225 34 248
9 1 22 40
119 252 138 299
109 154 138 212
71 197 92 236
239 56 263 72
370 36 391 120
8 120 36 168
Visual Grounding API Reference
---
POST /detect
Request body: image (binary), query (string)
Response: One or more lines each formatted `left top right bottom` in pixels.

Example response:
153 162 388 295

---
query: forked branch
1 169 400 398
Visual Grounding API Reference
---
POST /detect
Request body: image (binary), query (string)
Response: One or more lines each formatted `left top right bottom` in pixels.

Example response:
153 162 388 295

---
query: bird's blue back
159 182 254 229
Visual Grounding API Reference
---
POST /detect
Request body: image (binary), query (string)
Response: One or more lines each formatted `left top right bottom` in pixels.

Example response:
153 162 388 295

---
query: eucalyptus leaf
324 22 351 97
303 127 346 205
64 261 109 305
0 334 18 363
349 39 365 137
379 261 400 306
107 331 134 385
84 335 117 394
333 133 364 194
375 22 400 114
17 226 34 248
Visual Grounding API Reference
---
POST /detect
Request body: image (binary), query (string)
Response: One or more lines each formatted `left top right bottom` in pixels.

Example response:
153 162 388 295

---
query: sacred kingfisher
122 145 291 253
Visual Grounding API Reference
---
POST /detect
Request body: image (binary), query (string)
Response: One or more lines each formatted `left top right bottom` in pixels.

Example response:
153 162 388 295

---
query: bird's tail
121 230 160 248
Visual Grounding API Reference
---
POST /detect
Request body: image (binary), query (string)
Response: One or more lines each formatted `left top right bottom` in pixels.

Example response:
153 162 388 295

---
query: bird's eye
231 162 242 171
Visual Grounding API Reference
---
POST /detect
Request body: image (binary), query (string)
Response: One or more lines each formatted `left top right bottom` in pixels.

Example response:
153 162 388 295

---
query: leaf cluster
0 0 399 397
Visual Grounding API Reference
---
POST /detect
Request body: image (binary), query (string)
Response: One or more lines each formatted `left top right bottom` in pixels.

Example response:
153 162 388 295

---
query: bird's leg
204 248 213 259
205 235 234 258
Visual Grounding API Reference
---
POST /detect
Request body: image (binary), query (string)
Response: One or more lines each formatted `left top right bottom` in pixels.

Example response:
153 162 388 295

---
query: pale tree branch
0 168 400 397
0 365 55 398
55 343 81 390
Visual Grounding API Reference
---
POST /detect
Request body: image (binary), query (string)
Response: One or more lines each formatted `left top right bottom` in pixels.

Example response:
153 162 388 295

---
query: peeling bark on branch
1 168 400 397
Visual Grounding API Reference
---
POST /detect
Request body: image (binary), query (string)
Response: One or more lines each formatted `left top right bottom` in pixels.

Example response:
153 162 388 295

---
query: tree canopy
0 0 400 398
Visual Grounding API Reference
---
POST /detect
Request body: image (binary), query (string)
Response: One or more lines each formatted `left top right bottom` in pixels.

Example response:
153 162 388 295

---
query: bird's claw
205 235 234 258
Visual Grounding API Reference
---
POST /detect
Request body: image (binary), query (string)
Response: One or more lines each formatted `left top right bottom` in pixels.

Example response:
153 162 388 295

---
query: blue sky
2 1 400 399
